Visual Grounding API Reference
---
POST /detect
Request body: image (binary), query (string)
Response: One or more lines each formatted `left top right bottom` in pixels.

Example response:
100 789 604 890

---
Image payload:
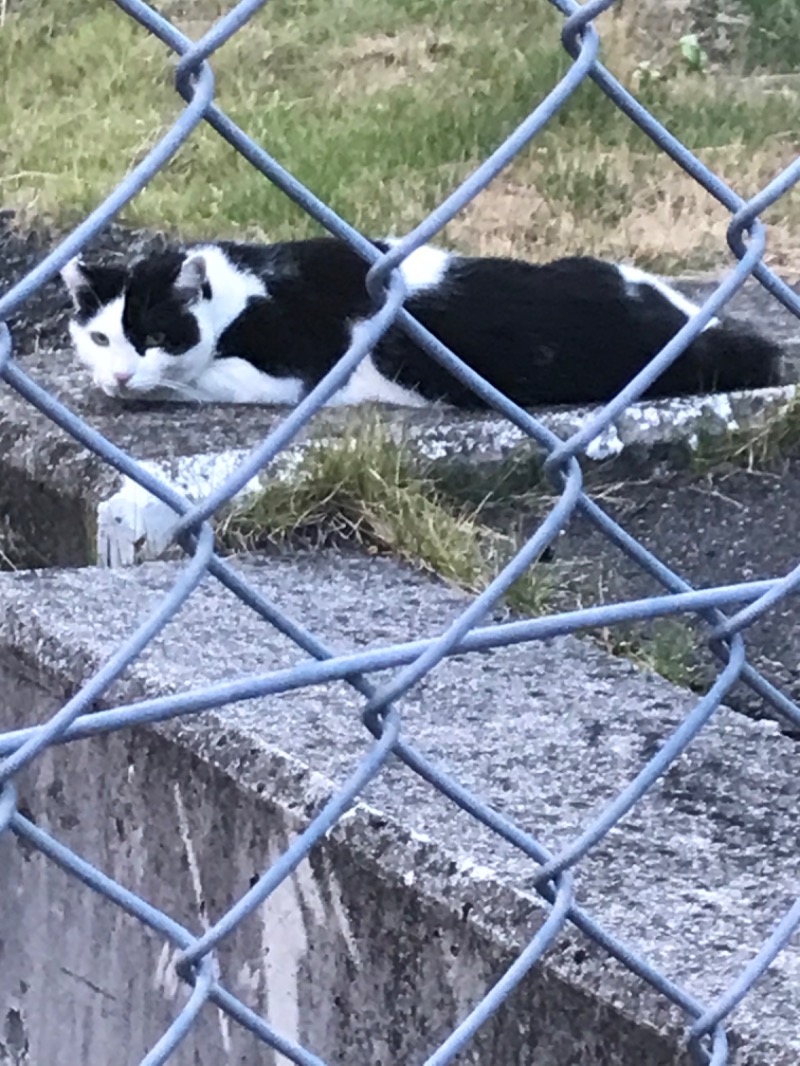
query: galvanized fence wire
0 0 799 1061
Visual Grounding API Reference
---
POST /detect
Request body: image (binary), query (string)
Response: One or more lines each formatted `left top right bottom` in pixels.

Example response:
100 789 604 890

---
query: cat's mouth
98 382 126 398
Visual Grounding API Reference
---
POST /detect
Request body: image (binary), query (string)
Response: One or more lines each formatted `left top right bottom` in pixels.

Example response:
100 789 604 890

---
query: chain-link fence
2 0 800 1062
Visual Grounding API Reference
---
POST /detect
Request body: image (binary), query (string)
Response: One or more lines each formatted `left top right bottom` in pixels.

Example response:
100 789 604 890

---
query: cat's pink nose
114 371 133 386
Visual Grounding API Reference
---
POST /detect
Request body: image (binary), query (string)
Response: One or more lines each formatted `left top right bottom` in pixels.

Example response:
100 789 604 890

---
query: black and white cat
61 237 781 408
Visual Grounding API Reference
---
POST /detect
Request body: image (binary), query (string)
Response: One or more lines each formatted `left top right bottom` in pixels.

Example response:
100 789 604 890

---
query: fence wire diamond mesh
1 0 800 1063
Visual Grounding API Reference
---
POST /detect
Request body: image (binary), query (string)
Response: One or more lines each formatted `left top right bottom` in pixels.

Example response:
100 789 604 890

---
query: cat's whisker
133 378 209 403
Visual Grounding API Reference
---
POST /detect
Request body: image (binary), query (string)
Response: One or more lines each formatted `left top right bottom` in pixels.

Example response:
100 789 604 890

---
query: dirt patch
328 30 456 97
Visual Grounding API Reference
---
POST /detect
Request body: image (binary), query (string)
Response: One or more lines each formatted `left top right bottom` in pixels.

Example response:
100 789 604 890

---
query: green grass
1 0 799 271
739 0 800 72
0 0 564 235
220 418 552 616
593 618 708 692
694 0 800 74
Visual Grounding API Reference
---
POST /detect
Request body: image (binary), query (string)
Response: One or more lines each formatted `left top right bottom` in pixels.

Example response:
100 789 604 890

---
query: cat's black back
216 238 379 382
213 239 780 407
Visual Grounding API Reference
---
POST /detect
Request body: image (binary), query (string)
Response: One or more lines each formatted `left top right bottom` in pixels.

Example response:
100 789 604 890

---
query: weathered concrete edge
0 592 698 1060
101 384 797 565
5 551 800 1061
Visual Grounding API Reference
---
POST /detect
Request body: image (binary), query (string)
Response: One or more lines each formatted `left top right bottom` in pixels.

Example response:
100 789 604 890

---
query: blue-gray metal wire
1 0 799 1062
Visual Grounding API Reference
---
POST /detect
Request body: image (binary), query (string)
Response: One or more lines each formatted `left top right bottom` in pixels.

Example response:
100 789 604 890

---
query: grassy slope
0 0 798 273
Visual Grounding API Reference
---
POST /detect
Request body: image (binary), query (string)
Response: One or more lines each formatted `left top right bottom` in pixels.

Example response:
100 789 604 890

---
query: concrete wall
0 656 678 1066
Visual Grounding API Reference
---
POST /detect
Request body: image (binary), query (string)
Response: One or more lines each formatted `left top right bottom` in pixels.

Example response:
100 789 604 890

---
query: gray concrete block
2 345 796 568
0 553 798 1063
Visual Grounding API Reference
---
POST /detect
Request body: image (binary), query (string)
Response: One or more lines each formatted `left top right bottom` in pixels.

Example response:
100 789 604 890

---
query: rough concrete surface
1 553 799 1064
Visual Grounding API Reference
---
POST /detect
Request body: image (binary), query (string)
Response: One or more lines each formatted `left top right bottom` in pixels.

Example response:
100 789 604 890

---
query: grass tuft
220 418 552 615
593 618 708 692
221 419 715 689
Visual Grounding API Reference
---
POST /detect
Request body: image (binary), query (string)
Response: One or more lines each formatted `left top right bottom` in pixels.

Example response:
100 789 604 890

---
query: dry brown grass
328 31 450 96
430 8 800 274
446 138 800 277
317 10 800 275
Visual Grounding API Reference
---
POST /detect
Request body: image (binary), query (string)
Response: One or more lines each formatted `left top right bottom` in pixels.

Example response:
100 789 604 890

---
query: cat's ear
60 258 90 303
174 254 208 303
60 258 126 310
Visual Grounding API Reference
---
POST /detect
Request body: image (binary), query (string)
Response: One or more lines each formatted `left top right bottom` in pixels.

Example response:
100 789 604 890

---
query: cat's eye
90 331 109 347
144 332 166 349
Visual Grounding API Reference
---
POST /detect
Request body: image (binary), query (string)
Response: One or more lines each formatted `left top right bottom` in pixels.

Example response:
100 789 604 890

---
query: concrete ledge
1 553 799 1062
1 347 796 567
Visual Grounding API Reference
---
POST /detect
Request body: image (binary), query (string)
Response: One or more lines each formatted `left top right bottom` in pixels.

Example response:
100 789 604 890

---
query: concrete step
2 343 795 568
0 552 798 1063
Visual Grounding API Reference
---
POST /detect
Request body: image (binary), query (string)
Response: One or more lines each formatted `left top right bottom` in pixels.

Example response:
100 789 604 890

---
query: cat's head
61 250 215 399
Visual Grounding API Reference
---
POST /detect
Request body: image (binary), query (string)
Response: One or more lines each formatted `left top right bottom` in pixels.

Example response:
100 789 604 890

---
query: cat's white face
68 296 215 399
61 254 217 400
